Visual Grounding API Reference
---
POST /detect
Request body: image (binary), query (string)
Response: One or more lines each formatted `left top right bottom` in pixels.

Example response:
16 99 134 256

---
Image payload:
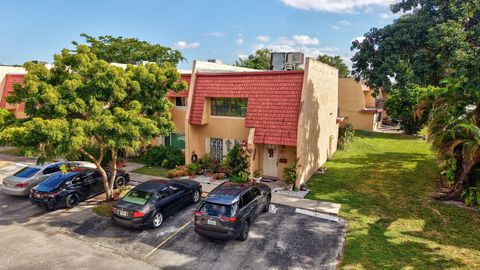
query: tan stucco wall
296 58 339 187
171 106 187 133
339 77 380 131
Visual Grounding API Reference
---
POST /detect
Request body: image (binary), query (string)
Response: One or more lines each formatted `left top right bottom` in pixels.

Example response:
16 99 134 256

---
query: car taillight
45 192 59 198
220 216 237 222
132 211 144 218
15 182 28 188
194 211 205 216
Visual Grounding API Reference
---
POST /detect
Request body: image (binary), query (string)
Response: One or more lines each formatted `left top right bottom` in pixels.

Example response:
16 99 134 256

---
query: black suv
194 182 271 241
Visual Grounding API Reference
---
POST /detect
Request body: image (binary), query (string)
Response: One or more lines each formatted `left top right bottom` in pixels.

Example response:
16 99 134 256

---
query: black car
112 179 202 229
30 167 129 210
194 182 271 241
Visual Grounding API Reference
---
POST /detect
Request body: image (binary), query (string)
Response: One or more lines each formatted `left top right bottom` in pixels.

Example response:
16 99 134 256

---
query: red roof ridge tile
196 70 304 77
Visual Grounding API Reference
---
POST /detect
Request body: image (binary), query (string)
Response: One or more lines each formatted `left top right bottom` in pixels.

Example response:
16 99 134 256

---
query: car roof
134 179 171 193
204 182 253 205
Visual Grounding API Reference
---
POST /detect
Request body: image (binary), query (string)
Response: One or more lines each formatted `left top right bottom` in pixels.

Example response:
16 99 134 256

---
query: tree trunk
79 147 113 201
447 159 476 200
109 149 118 194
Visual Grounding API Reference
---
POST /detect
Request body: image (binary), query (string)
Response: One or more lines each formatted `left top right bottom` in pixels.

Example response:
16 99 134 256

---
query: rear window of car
14 167 40 178
200 202 236 217
121 190 152 205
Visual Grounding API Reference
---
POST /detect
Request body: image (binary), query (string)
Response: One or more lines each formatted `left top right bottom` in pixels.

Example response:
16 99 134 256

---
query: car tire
151 212 164 229
192 189 200 203
237 221 250 241
262 195 271 213
114 176 126 188
65 193 79 208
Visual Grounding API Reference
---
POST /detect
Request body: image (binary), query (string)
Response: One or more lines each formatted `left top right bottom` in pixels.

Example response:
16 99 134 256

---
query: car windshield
14 166 40 178
200 202 236 217
122 190 152 205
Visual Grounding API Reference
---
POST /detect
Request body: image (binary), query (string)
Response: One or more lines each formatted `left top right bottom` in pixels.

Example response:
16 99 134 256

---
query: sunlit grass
307 131 480 269
132 166 170 178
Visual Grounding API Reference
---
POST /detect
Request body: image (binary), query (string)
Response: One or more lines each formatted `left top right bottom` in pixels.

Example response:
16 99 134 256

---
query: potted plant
253 169 262 183
283 159 299 191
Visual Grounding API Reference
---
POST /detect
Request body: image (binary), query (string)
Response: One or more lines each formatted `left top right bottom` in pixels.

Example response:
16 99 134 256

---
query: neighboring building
184 58 339 187
338 78 386 131
0 66 27 118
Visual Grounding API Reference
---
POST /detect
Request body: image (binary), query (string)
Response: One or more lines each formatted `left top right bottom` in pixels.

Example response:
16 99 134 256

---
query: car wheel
262 195 271 213
237 221 250 241
114 176 126 188
65 193 79 208
151 212 164 228
192 189 200 203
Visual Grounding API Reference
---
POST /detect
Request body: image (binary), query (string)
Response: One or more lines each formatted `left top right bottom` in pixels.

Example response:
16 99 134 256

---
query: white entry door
263 145 278 178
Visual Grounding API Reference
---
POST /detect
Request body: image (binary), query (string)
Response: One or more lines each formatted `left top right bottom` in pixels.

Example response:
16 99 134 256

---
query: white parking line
143 220 192 259
295 208 339 223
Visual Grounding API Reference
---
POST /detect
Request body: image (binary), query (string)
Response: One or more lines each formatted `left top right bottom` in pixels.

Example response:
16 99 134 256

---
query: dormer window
175 97 187 107
211 98 247 117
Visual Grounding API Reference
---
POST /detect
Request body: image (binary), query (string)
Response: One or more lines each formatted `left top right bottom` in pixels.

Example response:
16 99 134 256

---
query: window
210 138 223 161
175 97 187 107
169 184 183 194
211 98 247 117
122 190 152 205
239 189 256 209
43 165 60 175
14 167 40 178
164 133 185 150
199 202 236 217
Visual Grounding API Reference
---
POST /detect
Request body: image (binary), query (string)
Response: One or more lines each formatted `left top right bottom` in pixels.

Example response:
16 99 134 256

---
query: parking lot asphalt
0 160 347 270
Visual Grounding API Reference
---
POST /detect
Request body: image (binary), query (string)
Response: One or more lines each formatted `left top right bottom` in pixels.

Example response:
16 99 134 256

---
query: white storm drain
295 208 339 223
269 204 278 214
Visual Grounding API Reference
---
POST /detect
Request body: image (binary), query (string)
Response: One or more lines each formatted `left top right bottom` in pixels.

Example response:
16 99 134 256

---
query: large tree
235 49 272 70
317 54 349 77
1 45 186 200
72 33 185 65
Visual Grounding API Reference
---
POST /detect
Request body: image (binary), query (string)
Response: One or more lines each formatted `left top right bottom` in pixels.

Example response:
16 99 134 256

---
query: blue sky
0 0 398 70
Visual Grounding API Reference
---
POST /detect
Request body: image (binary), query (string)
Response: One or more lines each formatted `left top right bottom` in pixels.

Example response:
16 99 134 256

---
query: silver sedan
1 161 96 196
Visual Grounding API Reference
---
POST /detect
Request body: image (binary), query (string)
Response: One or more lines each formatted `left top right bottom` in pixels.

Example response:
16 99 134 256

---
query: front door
210 138 223 161
263 145 278 178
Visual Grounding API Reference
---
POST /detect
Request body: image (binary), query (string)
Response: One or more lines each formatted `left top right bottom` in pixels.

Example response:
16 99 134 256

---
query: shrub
140 146 184 168
230 172 249 183
338 123 354 150
283 159 298 190
187 163 200 176
200 153 215 172
461 187 479 206
167 166 189 178
226 142 254 179
212 173 225 180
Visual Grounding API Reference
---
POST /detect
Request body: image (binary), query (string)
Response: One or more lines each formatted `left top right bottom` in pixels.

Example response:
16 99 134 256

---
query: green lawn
131 166 170 178
306 131 480 270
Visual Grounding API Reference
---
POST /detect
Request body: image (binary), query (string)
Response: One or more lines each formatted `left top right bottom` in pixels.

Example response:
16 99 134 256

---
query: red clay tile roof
0 74 25 111
167 74 191 98
190 71 304 146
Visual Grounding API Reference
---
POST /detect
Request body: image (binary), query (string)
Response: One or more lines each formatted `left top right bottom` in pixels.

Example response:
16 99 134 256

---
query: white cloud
174 41 200 49
332 25 340 30
339 20 351 25
352 36 366 43
206 32 225 37
279 0 395 13
237 54 249 60
292 35 320 45
235 38 244 45
256 35 271 42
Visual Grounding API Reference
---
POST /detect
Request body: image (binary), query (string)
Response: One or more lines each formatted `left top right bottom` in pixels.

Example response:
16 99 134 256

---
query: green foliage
385 85 437 134
230 172 249 183
140 146 184 169
0 42 186 200
0 109 16 131
235 49 271 70
337 123 354 150
439 157 457 186
283 159 298 189
72 33 185 65
226 143 253 180
461 187 479 207
187 162 200 175
199 153 215 172
317 54 349 77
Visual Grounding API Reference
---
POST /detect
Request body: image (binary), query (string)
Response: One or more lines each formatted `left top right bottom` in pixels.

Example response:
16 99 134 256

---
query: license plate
207 219 216 226
118 210 128 217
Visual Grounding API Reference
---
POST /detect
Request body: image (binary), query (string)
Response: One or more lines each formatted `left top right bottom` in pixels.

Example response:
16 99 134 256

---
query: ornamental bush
141 145 184 168
338 123 354 150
